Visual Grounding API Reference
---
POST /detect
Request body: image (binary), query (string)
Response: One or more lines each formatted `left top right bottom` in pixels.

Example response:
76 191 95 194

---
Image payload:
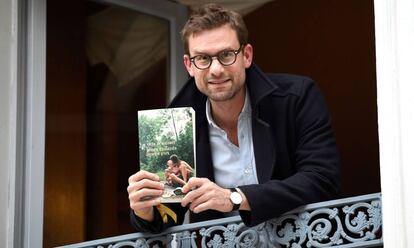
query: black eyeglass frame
189 44 245 70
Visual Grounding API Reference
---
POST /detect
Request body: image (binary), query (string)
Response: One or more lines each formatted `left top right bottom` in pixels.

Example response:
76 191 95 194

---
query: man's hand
181 178 234 213
127 170 164 221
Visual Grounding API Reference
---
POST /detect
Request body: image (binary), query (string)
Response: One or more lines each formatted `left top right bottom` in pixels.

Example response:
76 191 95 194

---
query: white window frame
12 0 47 247
374 0 414 246
11 0 414 247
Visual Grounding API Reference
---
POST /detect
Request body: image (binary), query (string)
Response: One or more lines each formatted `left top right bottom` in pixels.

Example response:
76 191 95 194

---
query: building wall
0 0 17 247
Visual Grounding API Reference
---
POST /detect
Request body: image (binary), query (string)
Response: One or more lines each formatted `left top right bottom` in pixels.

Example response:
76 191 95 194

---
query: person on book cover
127 3 340 233
164 159 181 187
165 155 194 187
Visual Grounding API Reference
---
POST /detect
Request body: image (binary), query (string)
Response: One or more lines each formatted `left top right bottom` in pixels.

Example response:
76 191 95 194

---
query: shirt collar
206 88 251 128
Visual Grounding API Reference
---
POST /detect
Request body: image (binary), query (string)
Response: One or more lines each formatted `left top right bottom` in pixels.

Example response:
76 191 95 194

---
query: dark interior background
44 0 380 247
244 0 379 198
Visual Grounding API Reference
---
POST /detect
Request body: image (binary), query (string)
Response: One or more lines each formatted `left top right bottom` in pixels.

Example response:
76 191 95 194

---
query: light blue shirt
206 90 259 189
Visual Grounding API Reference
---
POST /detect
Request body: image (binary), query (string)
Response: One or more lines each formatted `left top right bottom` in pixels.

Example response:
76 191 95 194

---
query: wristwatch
229 188 242 211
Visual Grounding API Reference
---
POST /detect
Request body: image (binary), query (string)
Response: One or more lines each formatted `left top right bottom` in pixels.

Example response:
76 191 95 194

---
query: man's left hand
181 178 233 213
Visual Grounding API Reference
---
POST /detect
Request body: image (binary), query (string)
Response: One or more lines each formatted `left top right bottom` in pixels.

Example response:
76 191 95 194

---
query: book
138 107 196 203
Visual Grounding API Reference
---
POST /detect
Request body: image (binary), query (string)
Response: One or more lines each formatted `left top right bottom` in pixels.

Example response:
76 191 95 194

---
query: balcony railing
59 193 382 248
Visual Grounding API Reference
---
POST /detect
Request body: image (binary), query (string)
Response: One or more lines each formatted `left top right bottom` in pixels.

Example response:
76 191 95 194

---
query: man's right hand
127 170 164 222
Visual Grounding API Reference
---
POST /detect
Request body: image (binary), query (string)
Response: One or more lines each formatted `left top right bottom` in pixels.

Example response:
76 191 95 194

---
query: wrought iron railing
59 193 382 248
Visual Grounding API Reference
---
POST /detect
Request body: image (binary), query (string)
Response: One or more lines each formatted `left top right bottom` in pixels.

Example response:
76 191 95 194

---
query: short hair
180 3 248 54
170 154 179 164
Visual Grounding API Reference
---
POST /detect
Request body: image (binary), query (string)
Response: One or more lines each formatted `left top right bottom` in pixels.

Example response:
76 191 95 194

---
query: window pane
44 1 170 246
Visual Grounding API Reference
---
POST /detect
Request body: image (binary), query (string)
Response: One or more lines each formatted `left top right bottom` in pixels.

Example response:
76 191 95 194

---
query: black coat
131 63 340 233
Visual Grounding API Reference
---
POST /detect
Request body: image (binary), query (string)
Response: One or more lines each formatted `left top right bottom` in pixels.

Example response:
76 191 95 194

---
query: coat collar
245 63 279 110
169 63 277 183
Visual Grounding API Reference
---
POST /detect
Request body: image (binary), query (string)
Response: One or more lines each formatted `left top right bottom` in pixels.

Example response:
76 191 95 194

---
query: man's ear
183 55 194 77
243 44 253 68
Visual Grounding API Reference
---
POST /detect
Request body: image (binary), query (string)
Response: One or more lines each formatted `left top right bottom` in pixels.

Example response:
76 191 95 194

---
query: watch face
230 192 242 205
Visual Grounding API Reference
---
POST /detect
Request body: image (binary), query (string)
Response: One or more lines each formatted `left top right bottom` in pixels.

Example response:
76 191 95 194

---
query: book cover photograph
138 107 196 203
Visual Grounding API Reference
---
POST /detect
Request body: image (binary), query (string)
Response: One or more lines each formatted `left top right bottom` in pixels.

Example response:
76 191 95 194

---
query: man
127 3 340 233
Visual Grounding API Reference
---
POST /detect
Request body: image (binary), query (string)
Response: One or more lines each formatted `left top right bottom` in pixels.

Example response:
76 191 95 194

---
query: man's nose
209 57 224 75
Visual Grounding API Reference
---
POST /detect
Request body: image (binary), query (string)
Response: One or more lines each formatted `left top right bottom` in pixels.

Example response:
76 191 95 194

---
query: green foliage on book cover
138 107 195 181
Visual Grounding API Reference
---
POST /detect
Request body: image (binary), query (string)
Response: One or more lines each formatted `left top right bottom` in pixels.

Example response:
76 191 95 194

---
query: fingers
128 170 159 184
127 170 165 221
186 191 211 213
181 177 207 207
130 197 161 212
127 178 164 194
181 178 233 213
181 186 203 208
181 177 206 193
128 187 164 203
192 200 216 213
128 170 163 195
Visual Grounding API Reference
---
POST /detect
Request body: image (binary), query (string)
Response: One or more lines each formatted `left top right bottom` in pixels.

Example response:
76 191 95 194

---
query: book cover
138 107 196 203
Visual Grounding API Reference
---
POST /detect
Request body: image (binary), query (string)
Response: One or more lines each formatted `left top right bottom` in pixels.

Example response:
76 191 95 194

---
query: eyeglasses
189 45 244 70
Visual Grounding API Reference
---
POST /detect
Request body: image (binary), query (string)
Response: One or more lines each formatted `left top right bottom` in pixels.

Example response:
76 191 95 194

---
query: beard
197 74 245 102
205 86 240 102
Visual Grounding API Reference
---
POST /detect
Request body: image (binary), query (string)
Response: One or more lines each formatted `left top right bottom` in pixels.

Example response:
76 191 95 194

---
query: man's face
183 24 253 102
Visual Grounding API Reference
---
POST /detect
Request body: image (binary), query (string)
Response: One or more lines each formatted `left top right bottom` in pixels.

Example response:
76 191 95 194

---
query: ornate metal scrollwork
59 193 382 248
269 199 382 248
342 200 382 243
106 236 171 248
188 222 261 248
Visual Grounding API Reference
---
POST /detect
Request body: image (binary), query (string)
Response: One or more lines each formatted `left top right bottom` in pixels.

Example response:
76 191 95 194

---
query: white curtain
86 0 274 87
86 7 168 87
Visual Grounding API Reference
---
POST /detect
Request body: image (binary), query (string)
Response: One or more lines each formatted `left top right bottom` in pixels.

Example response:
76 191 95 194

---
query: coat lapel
251 116 276 183
247 64 278 183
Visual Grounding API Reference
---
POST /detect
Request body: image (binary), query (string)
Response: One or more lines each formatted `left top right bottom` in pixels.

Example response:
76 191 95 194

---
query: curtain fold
86 0 274 87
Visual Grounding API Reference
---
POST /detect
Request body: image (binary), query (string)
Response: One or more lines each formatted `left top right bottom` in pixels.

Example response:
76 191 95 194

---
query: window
43 0 187 246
